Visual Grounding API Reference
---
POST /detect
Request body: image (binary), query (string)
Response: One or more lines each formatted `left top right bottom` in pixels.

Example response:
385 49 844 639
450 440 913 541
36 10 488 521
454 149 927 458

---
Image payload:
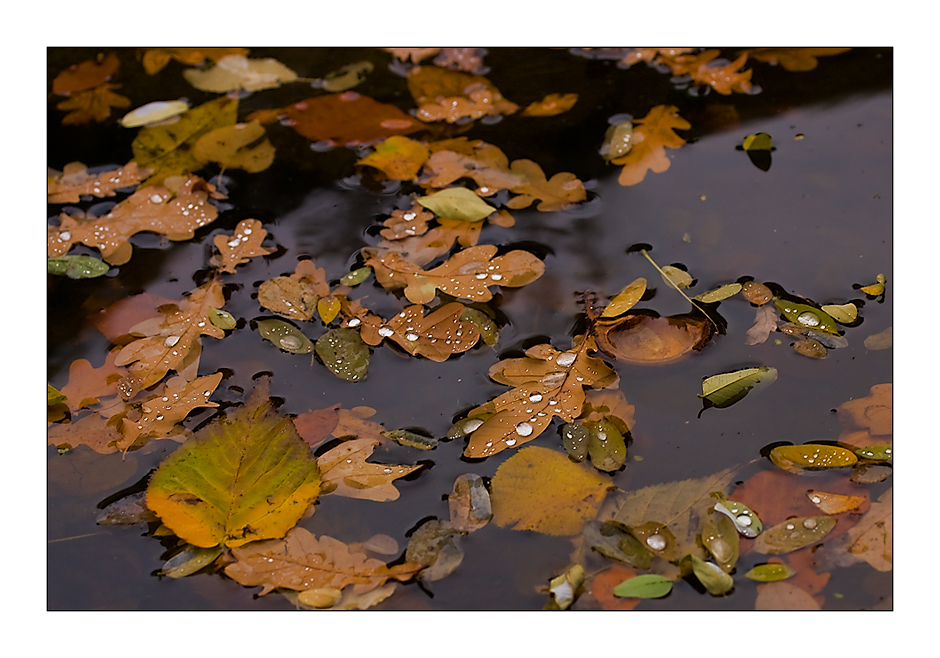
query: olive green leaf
416 187 496 222
698 366 777 409
48 254 110 279
769 444 858 473
208 307 237 330
613 573 673 599
322 60 374 92
681 554 734 595
694 282 742 303
160 545 223 578
257 318 313 354
745 563 796 582
340 266 372 287
820 302 858 324
48 384 67 406
752 516 837 554
586 417 626 472
315 327 370 382
145 380 322 548
773 298 839 334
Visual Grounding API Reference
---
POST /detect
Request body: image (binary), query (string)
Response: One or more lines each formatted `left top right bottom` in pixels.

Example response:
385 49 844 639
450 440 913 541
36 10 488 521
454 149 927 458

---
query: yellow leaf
860 273 886 296
806 489 868 514
356 135 429 180
183 54 298 92
491 446 611 536
742 133 773 151
317 296 342 325
769 444 858 473
521 93 578 117
601 278 647 318
820 302 858 324
193 121 275 173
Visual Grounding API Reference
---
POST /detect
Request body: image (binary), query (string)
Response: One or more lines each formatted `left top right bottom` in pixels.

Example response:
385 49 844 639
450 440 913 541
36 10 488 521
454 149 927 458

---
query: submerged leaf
699 366 777 409
57 84 131 125
146 381 322 548
522 93 578 117
595 313 712 365
745 304 778 345
490 446 611 536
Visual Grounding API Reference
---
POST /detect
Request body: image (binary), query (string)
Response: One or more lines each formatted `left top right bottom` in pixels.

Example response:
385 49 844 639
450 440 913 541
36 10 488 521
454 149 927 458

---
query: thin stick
640 249 719 329
48 532 105 544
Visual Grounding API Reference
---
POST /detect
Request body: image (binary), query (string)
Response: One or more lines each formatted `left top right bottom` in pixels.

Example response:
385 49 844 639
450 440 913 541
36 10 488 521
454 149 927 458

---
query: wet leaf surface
317 437 420 502
48 161 152 204
315 327 370 382
257 318 314 354
610 105 690 185
699 366 777 409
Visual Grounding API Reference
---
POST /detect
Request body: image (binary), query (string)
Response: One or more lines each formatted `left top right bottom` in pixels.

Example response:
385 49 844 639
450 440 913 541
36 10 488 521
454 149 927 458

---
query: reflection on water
48 48 891 610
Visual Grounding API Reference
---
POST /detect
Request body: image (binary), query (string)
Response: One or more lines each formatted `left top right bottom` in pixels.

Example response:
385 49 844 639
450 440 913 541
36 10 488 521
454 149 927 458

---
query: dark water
47 47 891 611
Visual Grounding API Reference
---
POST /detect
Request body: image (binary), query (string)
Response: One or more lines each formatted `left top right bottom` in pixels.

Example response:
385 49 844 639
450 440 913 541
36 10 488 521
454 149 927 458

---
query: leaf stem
640 249 718 329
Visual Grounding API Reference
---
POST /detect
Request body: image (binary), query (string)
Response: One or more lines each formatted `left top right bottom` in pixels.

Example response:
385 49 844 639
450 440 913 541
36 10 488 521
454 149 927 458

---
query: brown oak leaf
505 159 587 211
257 259 330 322
52 52 121 95
48 175 223 265
224 527 422 596
363 244 545 305
59 348 127 413
421 139 524 193
611 105 690 186
743 48 850 72
407 65 518 124
114 278 226 398
463 336 618 458
48 161 153 204
48 411 124 454
140 48 250 75
657 49 755 95
211 219 273 274
359 302 481 362
317 438 421 501
57 83 131 125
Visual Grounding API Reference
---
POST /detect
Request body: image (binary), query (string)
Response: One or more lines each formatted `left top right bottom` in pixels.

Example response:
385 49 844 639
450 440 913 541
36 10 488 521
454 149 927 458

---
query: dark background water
47 47 891 610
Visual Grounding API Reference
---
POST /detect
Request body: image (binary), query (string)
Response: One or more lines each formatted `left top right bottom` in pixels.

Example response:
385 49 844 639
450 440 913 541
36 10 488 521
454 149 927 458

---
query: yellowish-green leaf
193 120 275 173
208 307 236 330
752 516 837 554
820 302 858 324
416 187 495 222
699 367 777 408
341 267 372 287
682 554 734 595
121 100 190 128
743 132 773 151
859 273 886 296
322 60 374 92
491 446 611 536
745 563 797 582
145 380 322 548
661 265 693 289
601 277 646 318
48 384 67 406
694 282 742 303
356 136 429 181
613 573 673 599
773 298 839 334
183 54 298 93
257 318 313 354
769 444 858 473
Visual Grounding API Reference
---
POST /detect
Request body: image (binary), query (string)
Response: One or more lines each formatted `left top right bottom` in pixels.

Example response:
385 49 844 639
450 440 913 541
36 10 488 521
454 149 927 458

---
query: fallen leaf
838 383 892 436
321 60 374 92
57 83 131 125
120 100 190 128
611 105 690 186
211 219 274 273
384 48 439 64
744 563 796 582
755 582 821 610
225 527 421 597
743 47 850 72
463 336 618 458
600 119 635 162
448 473 492 533
806 489 868 515
694 282 742 303
356 135 429 180
433 48 487 73
773 298 840 335
769 444 858 473
752 516 837 554
490 446 612 536
140 48 249 75
594 313 713 365
815 488 891 572
183 54 298 92
52 52 121 94
193 120 276 173
421 138 524 192
820 302 858 324
257 318 313 354
408 65 519 124
359 302 481 362
416 187 496 221
132 96 238 184
741 280 773 305
405 519 464 583
699 366 777 409
504 159 587 212
59 348 126 412
315 327 370 382
660 265 693 289
292 404 340 448
859 273 886 296
863 326 892 350
114 278 226 398
742 133 773 151
257 260 330 322
745 304 779 345
521 93 578 117
590 565 642 610
48 255 110 279
248 93 420 146
146 379 322 548
546 563 585 609
363 244 545 305
657 49 755 95
317 437 421 502
91 292 174 343
600 278 647 319
49 174 222 265
48 161 152 204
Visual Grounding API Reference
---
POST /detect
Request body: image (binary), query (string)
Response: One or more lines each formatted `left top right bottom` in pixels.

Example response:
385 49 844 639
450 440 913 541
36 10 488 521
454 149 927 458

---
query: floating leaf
140 48 249 75
741 280 773 305
745 563 797 582
121 100 190 128
415 187 496 221
694 282 742 303
459 307 499 346
838 383 892 437
855 444 892 461
682 554 734 595
806 489 868 514
224 526 421 596
146 381 322 548
257 318 313 354
742 132 773 151
211 219 272 274
422 138 523 192
859 273 886 296
114 278 226 398
193 120 276 173
183 54 298 93
522 93 578 117
561 422 590 461
48 255 110 279
699 366 777 409
700 512 739 572
600 119 634 161
364 244 544 305
773 298 839 335
322 60 374 92
317 437 421 502
712 492 762 537
48 385 67 407
769 444 858 473
132 97 238 184
815 488 891 572
660 265 693 289
655 49 755 95
752 516 837 554
356 136 429 180
745 305 779 345
463 336 618 458
546 564 585 610
160 545 222 578
385 429 437 450
613 573 673 599
744 48 851 72
408 65 519 124
448 474 492 533
405 519 463 583
595 314 712 365
58 349 125 413
315 327 369 382
48 161 152 204
611 105 690 186
257 260 330 322
208 307 236 330
359 302 482 362
53 52 121 95
586 417 626 472
341 267 372 287
600 277 646 318
56 83 131 126
49 175 223 266
490 446 611 536
820 302 858 324
504 159 586 212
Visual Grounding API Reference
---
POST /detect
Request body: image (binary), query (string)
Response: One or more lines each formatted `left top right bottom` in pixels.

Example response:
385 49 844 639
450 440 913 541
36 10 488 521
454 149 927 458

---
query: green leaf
711 492 762 537
48 255 110 279
315 327 369 382
160 545 223 578
48 384 67 406
698 366 777 409
694 282 742 303
752 516 837 554
340 266 372 287
683 554 734 595
742 132 773 151
459 307 499 346
561 422 590 462
257 318 313 354
855 444 892 461
145 379 322 548
773 298 839 334
208 307 237 330
416 187 496 222
700 512 739 572
586 417 626 472
745 563 796 582
613 574 673 599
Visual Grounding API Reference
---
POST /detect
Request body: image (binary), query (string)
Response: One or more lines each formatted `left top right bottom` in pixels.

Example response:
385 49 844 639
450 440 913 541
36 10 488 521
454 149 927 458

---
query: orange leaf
521 93 578 117
91 292 174 343
743 48 850 72
317 438 421 502
408 65 519 124
211 219 273 274
57 83 131 125
257 260 330 322
141 47 250 75
505 159 586 211
53 52 121 95
611 105 690 186
59 348 127 413
48 161 152 205
838 383 892 437
590 565 642 610
359 303 481 362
